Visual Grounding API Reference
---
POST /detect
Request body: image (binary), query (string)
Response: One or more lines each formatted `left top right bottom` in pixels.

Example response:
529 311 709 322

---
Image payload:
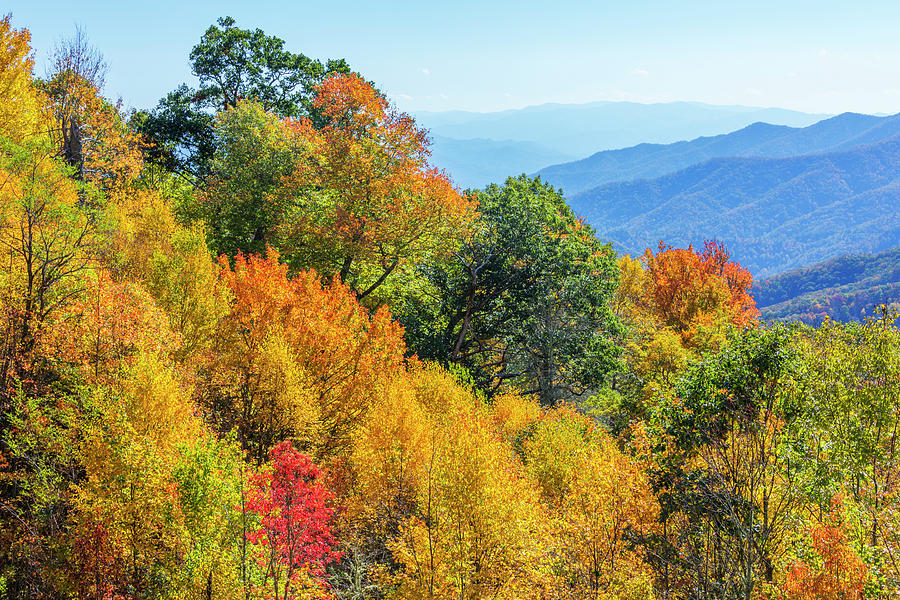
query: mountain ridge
537 111 900 195
416 101 828 187
571 134 900 277
753 247 900 324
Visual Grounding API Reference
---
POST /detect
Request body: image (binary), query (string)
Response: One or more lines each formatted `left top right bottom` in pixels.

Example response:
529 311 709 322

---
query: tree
40 28 143 196
200 100 305 259
790 310 900 588
106 186 227 360
638 240 758 348
190 17 350 118
280 74 474 302
136 16 352 182
383 366 548 600
40 271 179 386
400 174 621 405
611 241 760 414
782 497 868 600
201 248 406 462
518 405 659 599
0 138 94 395
651 327 801 600
0 15 49 142
243 440 341 600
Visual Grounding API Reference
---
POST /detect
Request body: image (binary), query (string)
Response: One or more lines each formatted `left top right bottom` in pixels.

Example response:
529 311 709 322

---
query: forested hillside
572 137 900 276
753 246 900 323
538 111 900 195
2 14 900 600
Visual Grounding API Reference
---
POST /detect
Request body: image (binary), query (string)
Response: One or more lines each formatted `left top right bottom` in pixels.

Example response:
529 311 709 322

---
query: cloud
745 87 762 96
420 67 430 75
818 48 828 57
631 68 649 76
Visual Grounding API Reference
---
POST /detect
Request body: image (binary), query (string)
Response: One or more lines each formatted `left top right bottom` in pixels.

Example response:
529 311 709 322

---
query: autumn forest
1 14 899 600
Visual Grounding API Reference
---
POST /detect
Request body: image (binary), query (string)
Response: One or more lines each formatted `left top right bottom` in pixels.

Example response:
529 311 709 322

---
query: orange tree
781 497 868 600
199 247 406 462
611 240 760 417
40 29 143 198
201 75 475 305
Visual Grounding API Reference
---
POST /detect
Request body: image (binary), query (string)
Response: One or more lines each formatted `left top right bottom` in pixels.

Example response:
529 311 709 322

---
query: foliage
0 15 48 142
612 241 759 414
0 136 94 395
401 174 621 405
40 29 144 197
201 247 406 462
6 12 900 600
200 75 475 305
781 497 868 600
650 326 801 600
244 440 341 600
136 16 352 181
277 74 476 303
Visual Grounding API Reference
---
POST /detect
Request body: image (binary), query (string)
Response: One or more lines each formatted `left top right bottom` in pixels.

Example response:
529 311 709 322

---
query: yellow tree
0 15 49 142
379 366 549 600
71 351 202 598
0 138 93 393
106 186 226 360
614 241 759 405
521 405 660 600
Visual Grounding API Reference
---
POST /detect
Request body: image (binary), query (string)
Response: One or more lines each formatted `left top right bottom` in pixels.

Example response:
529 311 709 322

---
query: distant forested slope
753 247 900 324
538 111 900 195
573 137 900 277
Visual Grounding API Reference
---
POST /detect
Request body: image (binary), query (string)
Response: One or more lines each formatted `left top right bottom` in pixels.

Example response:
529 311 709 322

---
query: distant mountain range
570 133 900 277
753 247 900 324
428 135 575 190
417 101 827 189
538 112 900 195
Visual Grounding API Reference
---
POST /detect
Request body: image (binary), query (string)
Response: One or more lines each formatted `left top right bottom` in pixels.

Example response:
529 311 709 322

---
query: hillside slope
573 136 900 277
753 247 900 324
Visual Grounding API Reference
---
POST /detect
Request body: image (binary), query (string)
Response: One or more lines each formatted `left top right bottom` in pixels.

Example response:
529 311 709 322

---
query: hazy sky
8 0 900 115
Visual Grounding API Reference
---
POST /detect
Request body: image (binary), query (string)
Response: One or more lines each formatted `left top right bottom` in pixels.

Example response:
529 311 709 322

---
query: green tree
400 174 622 405
135 16 352 182
200 100 303 259
651 326 802 600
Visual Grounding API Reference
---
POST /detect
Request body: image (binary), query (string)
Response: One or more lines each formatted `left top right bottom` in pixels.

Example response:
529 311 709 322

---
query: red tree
244 441 341 600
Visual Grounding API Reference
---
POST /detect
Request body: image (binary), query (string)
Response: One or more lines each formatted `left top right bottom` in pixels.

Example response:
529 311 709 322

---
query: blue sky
7 0 900 115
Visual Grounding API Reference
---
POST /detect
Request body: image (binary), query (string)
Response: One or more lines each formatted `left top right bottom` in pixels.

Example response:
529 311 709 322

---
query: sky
8 0 900 116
